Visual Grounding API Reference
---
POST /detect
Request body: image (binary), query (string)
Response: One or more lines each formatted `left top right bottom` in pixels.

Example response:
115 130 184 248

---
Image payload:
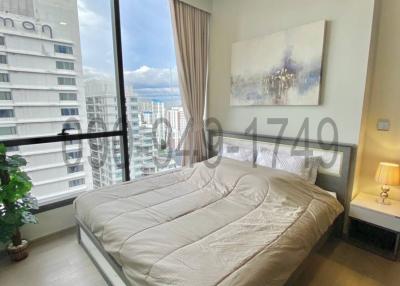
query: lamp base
376 197 391 205
377 185 391 205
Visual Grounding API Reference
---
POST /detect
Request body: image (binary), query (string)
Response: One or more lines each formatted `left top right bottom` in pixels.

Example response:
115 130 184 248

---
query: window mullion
111 0 130 182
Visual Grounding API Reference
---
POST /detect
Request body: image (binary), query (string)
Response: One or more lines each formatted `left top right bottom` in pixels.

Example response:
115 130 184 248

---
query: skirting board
0 226 76 260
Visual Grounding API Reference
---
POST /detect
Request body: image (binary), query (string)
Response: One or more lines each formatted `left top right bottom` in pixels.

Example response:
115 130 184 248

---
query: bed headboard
207 129 356 211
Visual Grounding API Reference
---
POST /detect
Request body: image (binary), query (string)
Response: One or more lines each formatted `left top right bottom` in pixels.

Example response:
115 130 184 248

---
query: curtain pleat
169 0 210 166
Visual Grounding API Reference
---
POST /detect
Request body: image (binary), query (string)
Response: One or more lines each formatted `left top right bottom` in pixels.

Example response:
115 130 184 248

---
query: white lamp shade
375 162 400 186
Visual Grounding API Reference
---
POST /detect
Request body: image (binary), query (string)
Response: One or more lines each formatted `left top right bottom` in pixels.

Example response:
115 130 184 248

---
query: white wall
357 0 400 201
0 205 75 253
208 0 376 145
21 205 76 240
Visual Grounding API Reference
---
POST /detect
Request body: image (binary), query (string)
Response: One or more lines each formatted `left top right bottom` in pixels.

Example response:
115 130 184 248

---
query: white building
0 0 92 204
126 86 149 179
83 77 161 181
167 106 186 149
84 78 122 188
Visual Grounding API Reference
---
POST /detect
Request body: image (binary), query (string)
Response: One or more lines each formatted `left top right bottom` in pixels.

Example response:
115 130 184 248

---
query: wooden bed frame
77 130 356 286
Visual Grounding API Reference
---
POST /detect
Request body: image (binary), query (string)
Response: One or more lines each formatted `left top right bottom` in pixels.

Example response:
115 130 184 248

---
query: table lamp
375 162 400 205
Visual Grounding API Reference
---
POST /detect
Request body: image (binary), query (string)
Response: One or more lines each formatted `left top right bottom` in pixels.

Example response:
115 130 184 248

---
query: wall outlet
377 119 390 131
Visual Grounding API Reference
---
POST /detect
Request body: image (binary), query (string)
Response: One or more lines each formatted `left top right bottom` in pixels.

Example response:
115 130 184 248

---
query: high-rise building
138 99 167 147
128 97 179 176
84 77 122 188
0 0 92 204
0 0 184 203
125 86 148 179
83 76 161 181
167 106 187 149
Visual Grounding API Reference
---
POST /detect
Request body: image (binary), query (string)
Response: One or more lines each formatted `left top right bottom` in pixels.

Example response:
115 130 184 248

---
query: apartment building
166 106 186 149
84 77 122 188
0 0 91 204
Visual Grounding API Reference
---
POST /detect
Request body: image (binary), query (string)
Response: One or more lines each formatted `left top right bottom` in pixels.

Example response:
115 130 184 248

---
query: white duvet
74 158 343 286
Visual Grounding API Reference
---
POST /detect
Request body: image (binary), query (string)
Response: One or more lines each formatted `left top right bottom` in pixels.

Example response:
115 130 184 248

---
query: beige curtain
169 0 210 166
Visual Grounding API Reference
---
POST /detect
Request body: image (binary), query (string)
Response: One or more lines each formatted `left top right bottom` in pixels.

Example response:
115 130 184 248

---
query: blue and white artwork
231 20 325 106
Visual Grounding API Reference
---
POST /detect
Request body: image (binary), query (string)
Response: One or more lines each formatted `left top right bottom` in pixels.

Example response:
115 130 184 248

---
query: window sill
33 197 76 214
34 190 86 214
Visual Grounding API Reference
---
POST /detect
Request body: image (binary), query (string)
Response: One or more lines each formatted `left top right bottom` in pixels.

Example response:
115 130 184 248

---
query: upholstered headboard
207 129 356 212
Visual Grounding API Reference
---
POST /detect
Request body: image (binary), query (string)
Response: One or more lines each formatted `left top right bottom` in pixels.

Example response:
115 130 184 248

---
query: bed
75 130 354 286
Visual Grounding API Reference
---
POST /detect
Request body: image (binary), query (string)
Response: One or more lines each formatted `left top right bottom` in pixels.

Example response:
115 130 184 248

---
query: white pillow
221 143 254 162
256 148 321 184
275 152 321 184
255 148 275 168
307 156 321 184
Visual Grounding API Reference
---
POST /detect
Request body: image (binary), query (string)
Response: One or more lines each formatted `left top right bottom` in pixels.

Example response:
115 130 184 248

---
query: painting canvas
230 20 325 106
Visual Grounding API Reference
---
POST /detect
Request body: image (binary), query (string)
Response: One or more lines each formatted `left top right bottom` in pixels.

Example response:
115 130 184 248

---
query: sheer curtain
169 0 210 166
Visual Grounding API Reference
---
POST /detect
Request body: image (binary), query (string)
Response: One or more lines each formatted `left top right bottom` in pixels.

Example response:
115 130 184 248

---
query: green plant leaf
0 150 37 244
23 194 39 210
21 211 38 224
0 223 16 244
1 211 21 225
7 155 27 167
0 144 6 155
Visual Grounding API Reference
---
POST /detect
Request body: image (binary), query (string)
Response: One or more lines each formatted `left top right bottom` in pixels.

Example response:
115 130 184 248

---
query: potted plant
0 144 38 261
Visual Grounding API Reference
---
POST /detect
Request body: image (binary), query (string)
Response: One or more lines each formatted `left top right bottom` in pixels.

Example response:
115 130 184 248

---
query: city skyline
78 0 180 105
0 0 185 204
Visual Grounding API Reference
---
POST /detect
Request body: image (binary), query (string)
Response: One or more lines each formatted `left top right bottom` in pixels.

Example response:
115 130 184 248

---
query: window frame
54 44 73 55
0 73 10 82
63 122 81 130
58 77 76 86
61 107 79 116
0 108 14 118
0 91 12 100
59 92 78 101
56 60 74 70
68 178 85 188
2 0 131 213
0 126 16 135
0 54 7 64
67 164 84 174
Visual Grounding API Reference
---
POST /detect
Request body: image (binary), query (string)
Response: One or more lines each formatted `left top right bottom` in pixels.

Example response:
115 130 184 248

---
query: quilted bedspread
74 158 343 286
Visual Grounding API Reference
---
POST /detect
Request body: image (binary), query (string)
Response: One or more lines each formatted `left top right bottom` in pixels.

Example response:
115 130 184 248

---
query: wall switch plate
377 119 390 131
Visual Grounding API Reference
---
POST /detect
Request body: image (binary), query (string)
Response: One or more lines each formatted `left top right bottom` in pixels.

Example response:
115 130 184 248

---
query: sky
77 0 180 104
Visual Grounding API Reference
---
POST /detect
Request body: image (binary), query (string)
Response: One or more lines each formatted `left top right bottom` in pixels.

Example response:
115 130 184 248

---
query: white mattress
75 158 343 286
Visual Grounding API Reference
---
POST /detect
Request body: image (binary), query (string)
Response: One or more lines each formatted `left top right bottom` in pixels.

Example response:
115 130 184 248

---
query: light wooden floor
0 228 399 286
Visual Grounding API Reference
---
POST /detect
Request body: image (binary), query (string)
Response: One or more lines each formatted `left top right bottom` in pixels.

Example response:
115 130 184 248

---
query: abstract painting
230 20 325 106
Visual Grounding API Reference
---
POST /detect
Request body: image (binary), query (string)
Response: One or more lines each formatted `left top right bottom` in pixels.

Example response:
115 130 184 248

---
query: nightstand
348 192 400 260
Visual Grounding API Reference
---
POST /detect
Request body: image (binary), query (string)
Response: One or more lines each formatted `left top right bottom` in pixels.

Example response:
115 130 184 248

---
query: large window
0 0 125 205
3 137 125 205
0 0 184 207
120 0 185 179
